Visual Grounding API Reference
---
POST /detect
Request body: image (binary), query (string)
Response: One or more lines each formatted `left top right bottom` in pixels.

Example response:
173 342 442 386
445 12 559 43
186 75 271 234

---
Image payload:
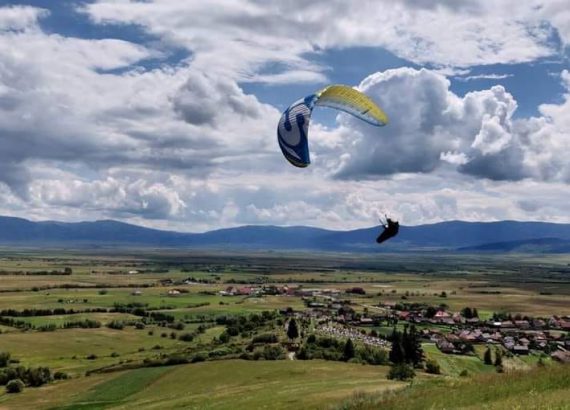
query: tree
389 329 405 364
403 325 423 365
494 350 503 367
484 347 493 365
6 379 24 394
461 307 473 319
473 308 479 318
343 338 355 361
425 306 437 318
287 319 299 341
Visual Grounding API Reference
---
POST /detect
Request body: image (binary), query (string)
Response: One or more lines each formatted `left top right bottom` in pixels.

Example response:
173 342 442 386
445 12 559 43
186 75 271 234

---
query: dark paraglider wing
376 223 399 245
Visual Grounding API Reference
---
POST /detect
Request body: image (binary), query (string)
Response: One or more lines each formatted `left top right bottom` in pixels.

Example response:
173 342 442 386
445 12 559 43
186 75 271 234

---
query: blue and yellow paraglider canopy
277 84 388 168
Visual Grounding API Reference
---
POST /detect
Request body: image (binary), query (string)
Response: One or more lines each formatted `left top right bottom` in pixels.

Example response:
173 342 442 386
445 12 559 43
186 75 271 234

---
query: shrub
135 322 146 330
179 333 195 342
25 367 51 387
53 371 69 380
252 333 278 344
425 359 441 374
227 326 239 336
0 352 10 368
191 353 207 363
110 352 120 358
262 345 285 360
86 354 97 360
357 346 388 365
387 364 415 381
218 332 230 343
459 369 470 377
168 322 185 331
107 320 125 330
164 356 189 365
6 379 24 393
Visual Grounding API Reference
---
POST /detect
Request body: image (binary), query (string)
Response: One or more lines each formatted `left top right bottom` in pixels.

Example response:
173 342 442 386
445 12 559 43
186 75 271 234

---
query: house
128 270 139 274
514 320 530 329
551 350 570 363
167 289 180 296
459 330 476 342
220 286 237 296
359 317 374 326
434 311 451 319
237 287 253 296
513 345 529 355
131 290 142 296
532 319 546 328
446 334 461 343
398 311 411 320
436 339 455 354
559 320 570 331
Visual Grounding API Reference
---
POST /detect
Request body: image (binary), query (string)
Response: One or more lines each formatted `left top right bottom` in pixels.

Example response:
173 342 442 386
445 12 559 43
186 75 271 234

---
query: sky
0 0 569 232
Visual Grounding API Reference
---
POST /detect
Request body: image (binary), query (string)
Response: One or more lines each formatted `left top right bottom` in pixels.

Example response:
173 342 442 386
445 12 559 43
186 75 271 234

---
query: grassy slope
422 343 494 376
0 327 186 374
0 361 405 410
340 364 570 410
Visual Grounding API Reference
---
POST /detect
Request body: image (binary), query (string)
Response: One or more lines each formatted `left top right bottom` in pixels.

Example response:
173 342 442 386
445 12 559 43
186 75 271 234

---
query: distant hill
458 237 570 253
1 216 570 252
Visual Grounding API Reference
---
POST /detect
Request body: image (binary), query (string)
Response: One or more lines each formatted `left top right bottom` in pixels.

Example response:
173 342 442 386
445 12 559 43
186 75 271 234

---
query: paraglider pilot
376 215 399 244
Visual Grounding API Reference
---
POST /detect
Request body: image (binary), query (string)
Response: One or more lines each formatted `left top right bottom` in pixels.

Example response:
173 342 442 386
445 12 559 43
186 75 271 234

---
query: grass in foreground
337 363 570 410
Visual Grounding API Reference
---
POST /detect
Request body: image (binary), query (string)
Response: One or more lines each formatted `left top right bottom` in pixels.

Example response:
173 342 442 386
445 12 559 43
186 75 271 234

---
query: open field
0 249 568 409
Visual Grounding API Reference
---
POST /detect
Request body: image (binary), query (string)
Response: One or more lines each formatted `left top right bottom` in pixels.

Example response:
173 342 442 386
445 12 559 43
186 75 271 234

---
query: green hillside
0 360 406 410
339 363 570 410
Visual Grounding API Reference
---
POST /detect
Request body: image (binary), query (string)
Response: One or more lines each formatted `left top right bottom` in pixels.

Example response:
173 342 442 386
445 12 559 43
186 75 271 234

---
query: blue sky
0 1 569 231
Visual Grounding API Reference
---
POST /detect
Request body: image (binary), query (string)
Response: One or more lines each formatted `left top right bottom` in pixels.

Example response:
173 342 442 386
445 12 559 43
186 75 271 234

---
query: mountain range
0 216 570 253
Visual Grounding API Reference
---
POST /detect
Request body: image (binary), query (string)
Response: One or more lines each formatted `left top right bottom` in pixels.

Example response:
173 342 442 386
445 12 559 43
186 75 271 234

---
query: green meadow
1 361 405 410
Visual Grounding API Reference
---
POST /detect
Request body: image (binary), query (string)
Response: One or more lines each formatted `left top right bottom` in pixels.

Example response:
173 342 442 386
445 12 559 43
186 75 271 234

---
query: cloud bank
0 2 568 231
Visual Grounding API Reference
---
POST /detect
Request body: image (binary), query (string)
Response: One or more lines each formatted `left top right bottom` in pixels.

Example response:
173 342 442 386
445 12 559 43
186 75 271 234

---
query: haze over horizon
1 1 569 233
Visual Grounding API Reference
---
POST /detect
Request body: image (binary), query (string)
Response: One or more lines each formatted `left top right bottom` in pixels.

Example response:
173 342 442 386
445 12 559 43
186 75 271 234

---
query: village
211 283 570 363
